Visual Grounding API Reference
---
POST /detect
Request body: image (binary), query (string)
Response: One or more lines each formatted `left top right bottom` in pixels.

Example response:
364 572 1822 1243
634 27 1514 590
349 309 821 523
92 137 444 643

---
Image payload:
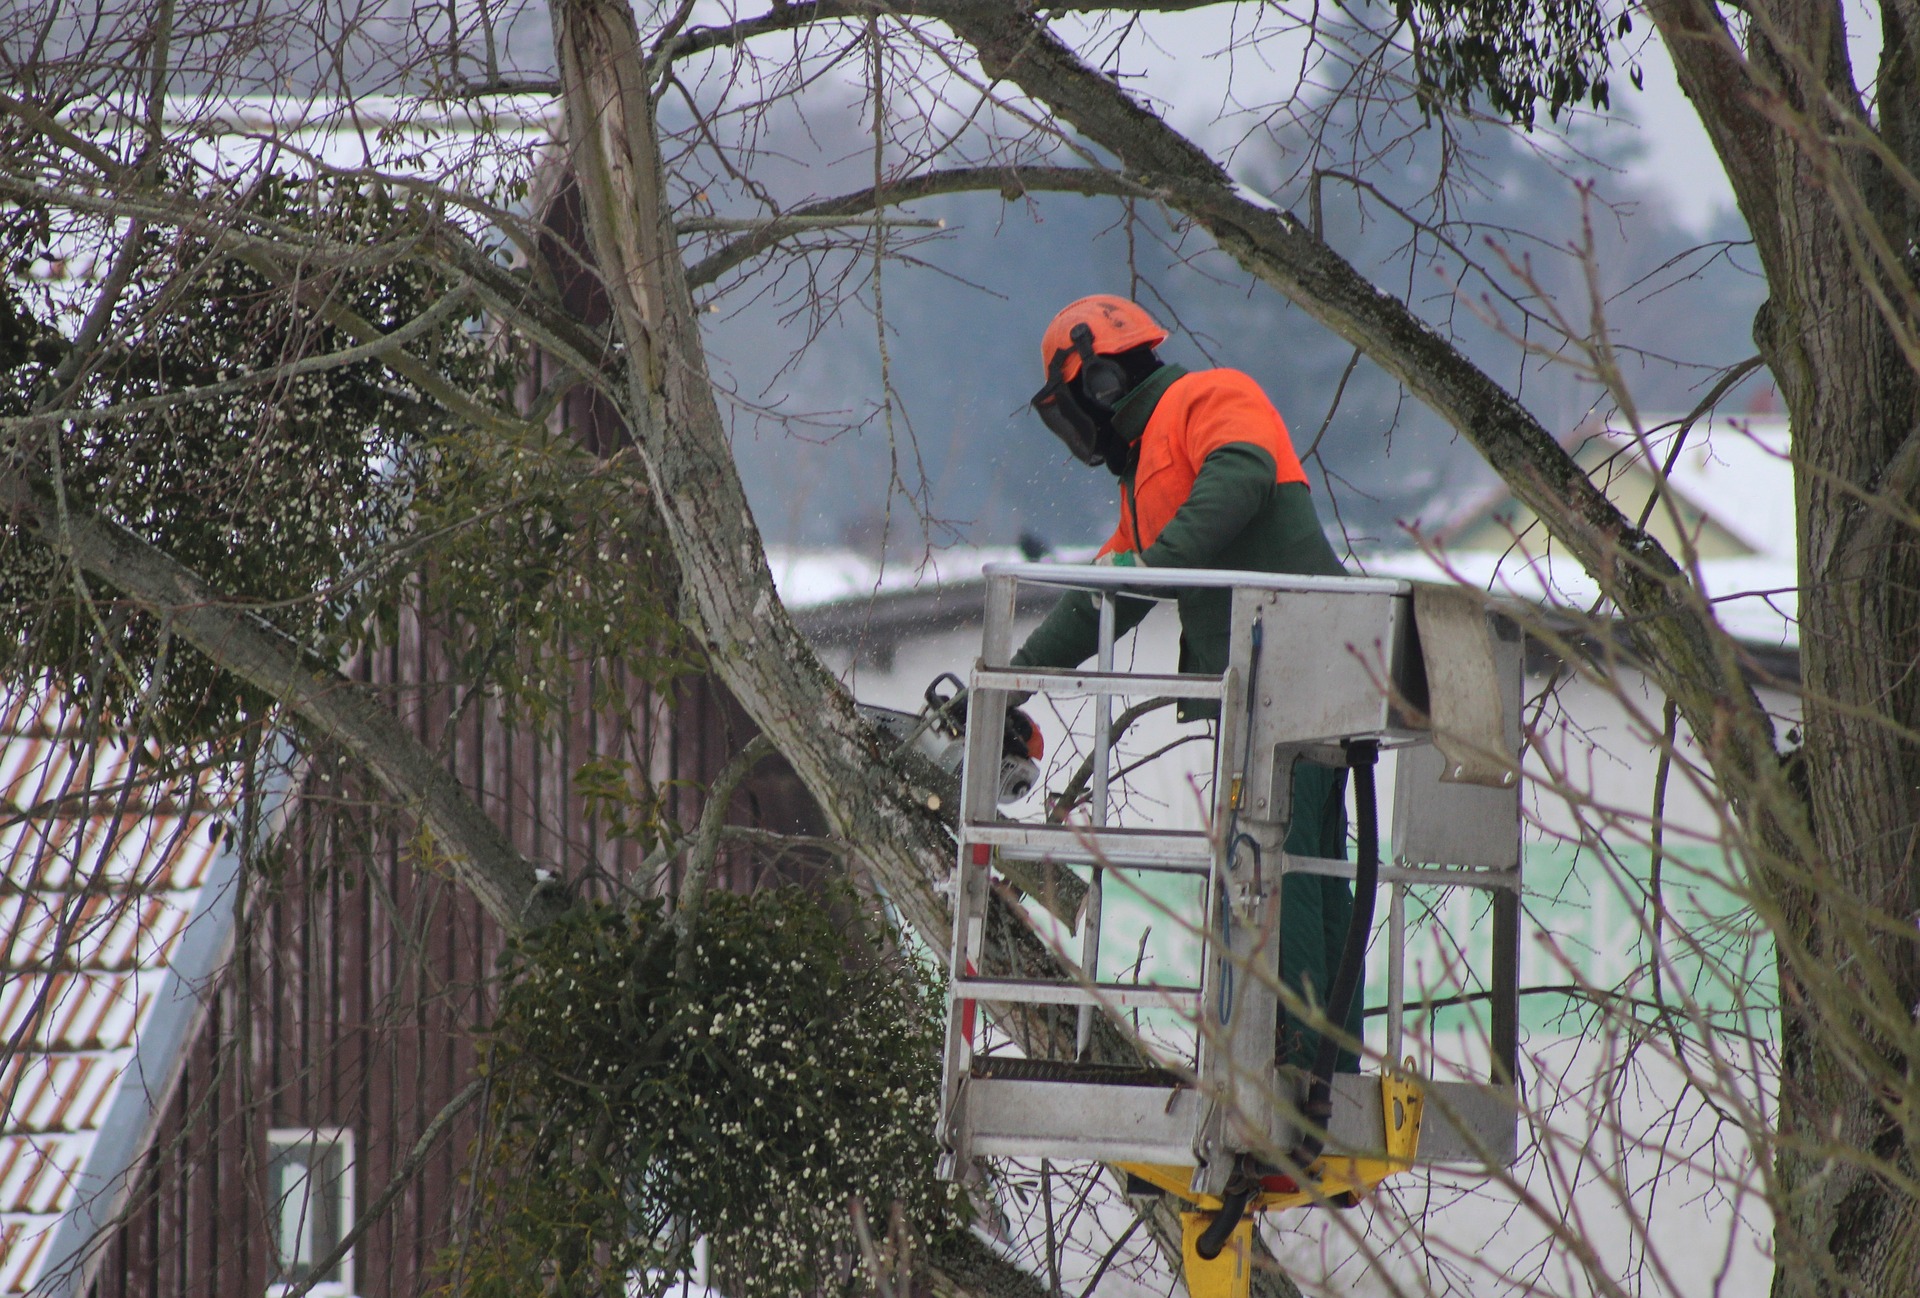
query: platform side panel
956 1080 1203 1165
1236 588 1404 750
1309 1076 1520 1168
1392 612 1525 871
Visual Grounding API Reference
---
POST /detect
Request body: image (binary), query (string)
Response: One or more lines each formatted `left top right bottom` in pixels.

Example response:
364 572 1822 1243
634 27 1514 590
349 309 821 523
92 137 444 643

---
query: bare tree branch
278 1080 487 1298
685 164 1147 288
0 470 565 934
675 732 776 951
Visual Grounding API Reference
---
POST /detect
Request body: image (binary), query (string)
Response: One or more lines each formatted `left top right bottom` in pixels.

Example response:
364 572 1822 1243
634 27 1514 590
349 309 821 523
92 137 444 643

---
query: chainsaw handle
923 671 967 714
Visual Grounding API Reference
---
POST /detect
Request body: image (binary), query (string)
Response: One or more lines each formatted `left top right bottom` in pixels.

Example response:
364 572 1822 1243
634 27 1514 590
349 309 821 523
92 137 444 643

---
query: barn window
267 1128 355 1297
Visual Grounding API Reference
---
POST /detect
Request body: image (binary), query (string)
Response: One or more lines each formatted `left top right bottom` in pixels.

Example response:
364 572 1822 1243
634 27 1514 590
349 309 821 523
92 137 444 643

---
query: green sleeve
1138 444 1277 570
1013 445 1277 669
1010 587 1156 669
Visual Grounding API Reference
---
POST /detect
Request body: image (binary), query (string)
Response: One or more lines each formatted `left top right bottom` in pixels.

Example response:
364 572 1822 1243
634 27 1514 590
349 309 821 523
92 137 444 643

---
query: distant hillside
696 108 1766 561
105 0 1763 559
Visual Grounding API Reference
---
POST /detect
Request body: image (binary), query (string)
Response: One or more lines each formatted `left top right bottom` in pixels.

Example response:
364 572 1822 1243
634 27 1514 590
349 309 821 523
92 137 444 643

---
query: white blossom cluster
475 891 964 1297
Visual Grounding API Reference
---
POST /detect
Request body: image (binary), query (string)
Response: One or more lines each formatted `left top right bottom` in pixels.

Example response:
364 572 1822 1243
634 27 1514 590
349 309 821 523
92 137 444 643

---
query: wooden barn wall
86 612 830 1298
82 166 831 1297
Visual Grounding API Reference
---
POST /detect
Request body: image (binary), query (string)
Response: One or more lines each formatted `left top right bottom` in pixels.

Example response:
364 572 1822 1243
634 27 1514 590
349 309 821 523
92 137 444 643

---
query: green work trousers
1278 761 1364 1073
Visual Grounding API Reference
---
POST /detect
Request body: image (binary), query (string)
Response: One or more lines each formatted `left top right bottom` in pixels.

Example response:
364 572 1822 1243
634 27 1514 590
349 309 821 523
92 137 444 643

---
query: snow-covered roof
0 692 285 1298
774 415 1798 656
768 544 1079 610
1375 415 1798 651
1651 416 1795 563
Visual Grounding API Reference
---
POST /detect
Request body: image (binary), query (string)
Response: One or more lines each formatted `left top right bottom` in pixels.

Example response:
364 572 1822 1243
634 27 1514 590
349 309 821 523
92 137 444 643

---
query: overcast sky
1046 1 1888 238
1534 2 1884 233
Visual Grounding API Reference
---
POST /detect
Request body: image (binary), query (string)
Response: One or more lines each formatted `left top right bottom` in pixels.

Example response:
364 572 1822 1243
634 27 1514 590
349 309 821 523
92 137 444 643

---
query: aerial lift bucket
934 565 1524 1298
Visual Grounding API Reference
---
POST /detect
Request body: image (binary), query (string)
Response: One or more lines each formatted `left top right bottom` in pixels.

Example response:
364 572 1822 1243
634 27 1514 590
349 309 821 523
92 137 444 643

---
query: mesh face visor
1030 325 1106 466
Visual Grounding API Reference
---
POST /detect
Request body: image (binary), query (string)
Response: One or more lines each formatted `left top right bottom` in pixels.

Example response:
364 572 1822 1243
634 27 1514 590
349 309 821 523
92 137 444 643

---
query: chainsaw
860 672 1043 805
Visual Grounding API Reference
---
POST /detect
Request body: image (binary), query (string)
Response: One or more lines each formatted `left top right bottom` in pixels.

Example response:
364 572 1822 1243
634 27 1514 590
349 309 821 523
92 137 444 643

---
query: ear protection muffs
1073 325 1131 413
1033 323 1114 465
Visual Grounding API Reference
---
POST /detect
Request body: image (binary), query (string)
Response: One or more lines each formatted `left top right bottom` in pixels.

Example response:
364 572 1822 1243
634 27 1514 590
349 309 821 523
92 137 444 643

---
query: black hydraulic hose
1292 739 1379 1168
1194 1173 1257 1260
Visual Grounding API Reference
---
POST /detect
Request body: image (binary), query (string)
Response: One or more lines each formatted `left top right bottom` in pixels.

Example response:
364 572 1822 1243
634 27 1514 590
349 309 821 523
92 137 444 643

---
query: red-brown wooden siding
81 172 831 1298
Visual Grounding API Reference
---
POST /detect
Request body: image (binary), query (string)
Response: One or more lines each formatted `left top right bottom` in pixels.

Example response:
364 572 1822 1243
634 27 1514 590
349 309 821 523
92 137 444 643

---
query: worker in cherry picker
1013 293 1362 1073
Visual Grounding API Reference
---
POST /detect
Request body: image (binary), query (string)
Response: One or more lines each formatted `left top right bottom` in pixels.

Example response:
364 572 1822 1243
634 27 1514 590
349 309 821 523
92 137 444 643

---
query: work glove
1091 548 1152 599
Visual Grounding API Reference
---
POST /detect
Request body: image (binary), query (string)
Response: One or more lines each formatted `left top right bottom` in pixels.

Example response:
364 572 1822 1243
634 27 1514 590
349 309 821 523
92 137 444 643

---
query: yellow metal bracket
1121 1067 1426 1294
1382 1063 1425 1165
1256 1064 1425 1209
1180 1210 1254 1298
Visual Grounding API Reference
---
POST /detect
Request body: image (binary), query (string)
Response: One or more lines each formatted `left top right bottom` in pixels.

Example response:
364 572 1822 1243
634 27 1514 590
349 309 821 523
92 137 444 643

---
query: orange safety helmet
1031 295 1170 465
1037 295 1169 384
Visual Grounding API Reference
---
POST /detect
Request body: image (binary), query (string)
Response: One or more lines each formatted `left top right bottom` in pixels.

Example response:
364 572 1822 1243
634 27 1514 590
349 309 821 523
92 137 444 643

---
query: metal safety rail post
936 562 1525 1191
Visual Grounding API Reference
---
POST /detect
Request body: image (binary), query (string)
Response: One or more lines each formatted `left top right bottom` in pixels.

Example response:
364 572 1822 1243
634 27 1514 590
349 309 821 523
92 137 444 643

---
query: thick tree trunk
1651 2 1920 1293
549 0 959 954
546 3 1307 1293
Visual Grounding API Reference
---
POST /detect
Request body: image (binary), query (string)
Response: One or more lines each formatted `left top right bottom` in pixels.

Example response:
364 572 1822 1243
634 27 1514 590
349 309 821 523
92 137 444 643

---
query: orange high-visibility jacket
1097 367 1308 558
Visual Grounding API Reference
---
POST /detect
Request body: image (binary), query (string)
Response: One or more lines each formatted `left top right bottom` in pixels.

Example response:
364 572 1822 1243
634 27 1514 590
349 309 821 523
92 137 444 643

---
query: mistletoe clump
456 888 963 1298
1398 0 1634 127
